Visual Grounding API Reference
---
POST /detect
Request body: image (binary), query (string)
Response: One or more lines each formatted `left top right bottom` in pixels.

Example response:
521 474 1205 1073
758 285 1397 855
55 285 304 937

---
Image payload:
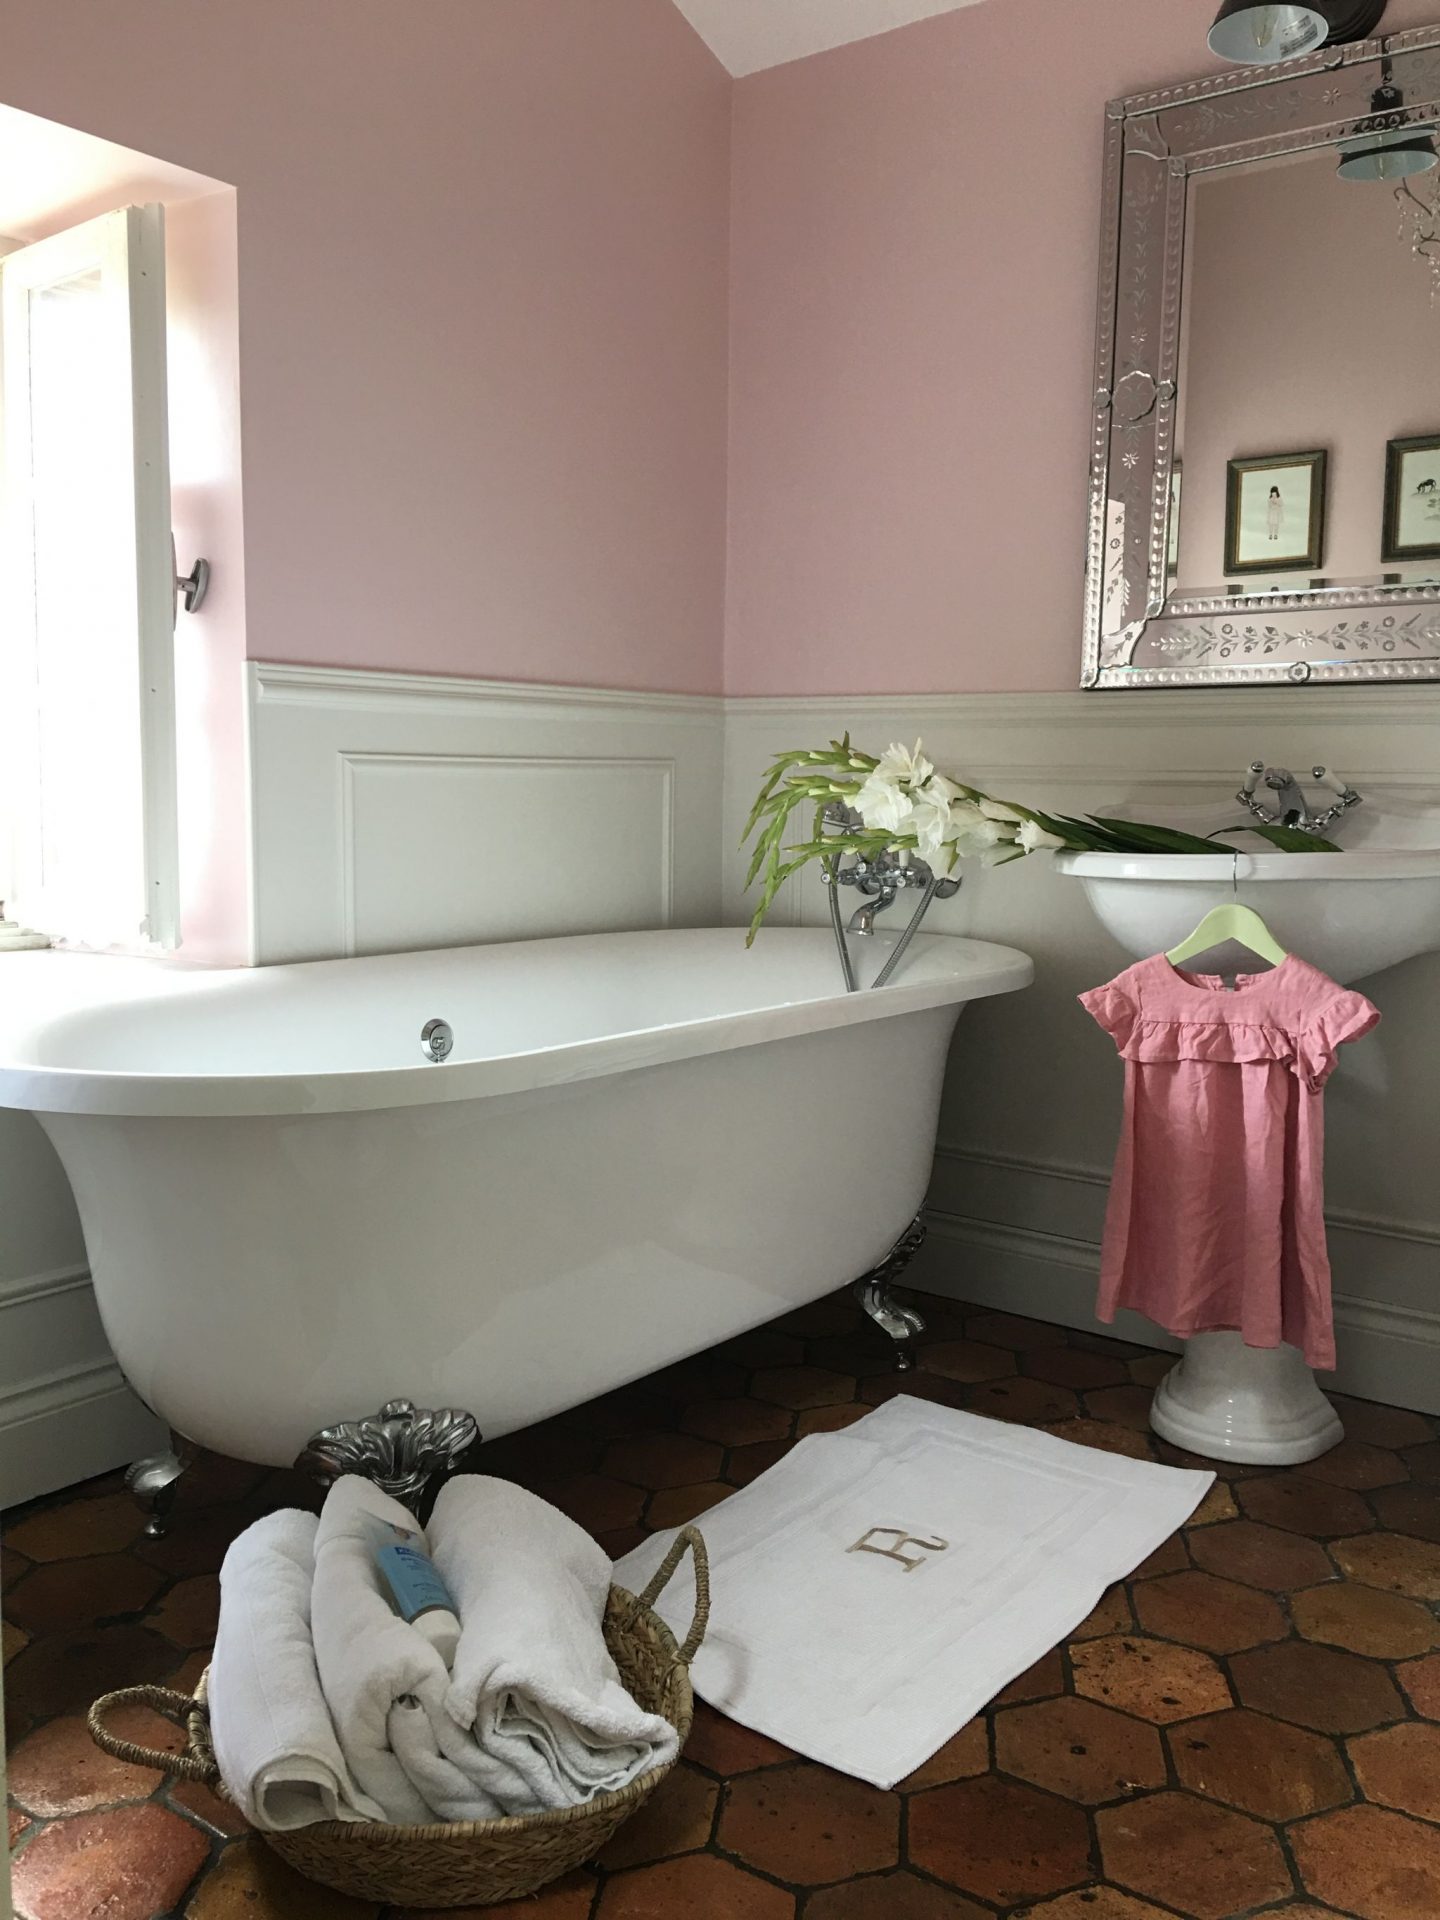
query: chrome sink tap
1237 762 1362 838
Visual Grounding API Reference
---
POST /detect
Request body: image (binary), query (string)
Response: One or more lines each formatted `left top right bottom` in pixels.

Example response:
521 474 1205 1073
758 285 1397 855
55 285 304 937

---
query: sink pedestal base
1149 1331 1343 1466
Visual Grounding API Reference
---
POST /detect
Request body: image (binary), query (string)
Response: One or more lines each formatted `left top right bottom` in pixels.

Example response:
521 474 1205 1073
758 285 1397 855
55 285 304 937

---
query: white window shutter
1 204 180 949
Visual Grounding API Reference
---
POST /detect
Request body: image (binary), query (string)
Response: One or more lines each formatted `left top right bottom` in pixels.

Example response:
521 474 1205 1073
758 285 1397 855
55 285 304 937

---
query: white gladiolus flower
947 801 1009 850
978 797 1025 824
853 772 916 836
873 740 934 788
1017 818 1067 853
908 774 964 855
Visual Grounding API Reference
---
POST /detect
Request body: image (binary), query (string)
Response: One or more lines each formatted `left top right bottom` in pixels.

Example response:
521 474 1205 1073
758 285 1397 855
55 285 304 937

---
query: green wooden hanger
1166 900 1287 968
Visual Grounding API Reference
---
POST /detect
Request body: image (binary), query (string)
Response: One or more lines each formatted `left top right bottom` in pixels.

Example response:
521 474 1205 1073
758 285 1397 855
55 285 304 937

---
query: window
1 204 180 950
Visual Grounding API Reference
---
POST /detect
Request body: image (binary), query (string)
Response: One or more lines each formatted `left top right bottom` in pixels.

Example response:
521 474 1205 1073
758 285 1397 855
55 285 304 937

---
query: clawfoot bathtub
0 927 1032 1513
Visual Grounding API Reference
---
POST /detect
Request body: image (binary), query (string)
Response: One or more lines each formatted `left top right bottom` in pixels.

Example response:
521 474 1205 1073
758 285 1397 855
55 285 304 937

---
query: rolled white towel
209 1509 387 1831
311 1477 503 1824
425 1475 679 1816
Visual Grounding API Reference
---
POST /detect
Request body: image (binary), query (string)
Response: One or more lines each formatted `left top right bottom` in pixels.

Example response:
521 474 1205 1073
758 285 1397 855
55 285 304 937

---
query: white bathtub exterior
0 928 1031 1466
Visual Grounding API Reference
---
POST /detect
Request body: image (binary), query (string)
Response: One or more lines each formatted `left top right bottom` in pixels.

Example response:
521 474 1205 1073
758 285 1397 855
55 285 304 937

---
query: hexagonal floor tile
1333 1531 1440 1600
919 1339 1016 1384
1020 1894 1182 1920
908 1775 1092 1907
683 1701 793 1775
1072 1585 1134 1641
993 1696 1165 1805
1097 1790 1292 1920
751 1366 855 1411
1081 1386 1155 1432
1168 1707 1351 1821
3 1623 179 1735
538 1474 645 1535
966 1311 1068 1351
1296 1438 1408 1491
603 1433 725 1492
1398 1651 1440 1719
188 1837 382 1917
1370 1482 1440 1543
898 1718 988 1791
1292 1802 1440 1920
149 1573 222 1650
1188 1518 1334 1592
595 1853 793 1919
596 1762 717 1868
795 1403 867 1437
725 1438 794 1487
1131 1569 1286 1654
965 1378 1081 1425
1349 1721 1440 1822
1041 1419 1155 1462
679 1397 793 1448
995 1649 1065 1706
11 1803 210 1920
1329 1396 1434 1450
805 1872 987 1918
1237 1474 1374 1539
4 1553 164 1636
4 1491 144 1562
8 1705 187 1818
1022 1347 1130 1391
644 1482 729 1528
1230 1640 1403 1734
718 1762 898 1883
1070 1634 1231 1724
1292 1579 1439 1659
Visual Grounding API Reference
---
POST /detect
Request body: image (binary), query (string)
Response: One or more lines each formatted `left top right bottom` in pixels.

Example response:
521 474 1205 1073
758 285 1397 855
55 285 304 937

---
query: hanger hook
1232 849 1239 897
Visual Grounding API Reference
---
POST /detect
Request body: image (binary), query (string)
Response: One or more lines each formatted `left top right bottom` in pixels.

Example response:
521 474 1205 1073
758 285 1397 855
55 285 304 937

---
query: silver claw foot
854 1213 928 1370
295 1399 482 1517
125 1448 191 1538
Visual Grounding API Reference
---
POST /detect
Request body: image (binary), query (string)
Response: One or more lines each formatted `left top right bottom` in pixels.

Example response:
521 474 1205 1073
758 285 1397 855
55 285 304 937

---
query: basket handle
88 1685 218 1784
635 1524 709 1667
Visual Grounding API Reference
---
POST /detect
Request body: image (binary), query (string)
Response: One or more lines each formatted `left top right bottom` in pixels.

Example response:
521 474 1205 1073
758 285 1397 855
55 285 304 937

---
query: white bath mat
613 1394 1212 1788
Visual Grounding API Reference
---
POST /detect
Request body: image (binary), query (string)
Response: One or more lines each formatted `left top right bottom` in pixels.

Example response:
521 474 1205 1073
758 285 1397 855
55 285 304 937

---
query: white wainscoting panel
0 1109 164 1509
249 665 726 963
723 686 1440 1414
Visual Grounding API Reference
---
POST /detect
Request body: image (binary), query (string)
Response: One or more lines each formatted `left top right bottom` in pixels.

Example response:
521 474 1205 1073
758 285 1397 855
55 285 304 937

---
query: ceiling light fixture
1207 0 1387 66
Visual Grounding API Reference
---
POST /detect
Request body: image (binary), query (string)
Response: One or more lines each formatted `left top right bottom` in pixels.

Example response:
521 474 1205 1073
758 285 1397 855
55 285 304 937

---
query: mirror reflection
1171 117 1440 601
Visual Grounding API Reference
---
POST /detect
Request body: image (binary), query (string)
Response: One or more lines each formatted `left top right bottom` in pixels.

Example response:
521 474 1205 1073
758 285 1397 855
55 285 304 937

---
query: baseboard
913 1193 1440 1416
0 1356 165 1511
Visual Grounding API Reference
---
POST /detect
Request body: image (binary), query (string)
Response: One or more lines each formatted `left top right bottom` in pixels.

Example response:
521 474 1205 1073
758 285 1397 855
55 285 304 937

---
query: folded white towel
311 1477 498 1825
209 1509 388 1831
425 1475 679 1816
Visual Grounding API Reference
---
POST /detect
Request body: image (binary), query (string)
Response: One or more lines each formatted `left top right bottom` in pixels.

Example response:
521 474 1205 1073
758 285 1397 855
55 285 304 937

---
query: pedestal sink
1053 848 1440 985
1055 843 1440 1464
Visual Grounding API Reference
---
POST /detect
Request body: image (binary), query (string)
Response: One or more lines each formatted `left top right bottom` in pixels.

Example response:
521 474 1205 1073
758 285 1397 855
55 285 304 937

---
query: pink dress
1079 954 1379 1369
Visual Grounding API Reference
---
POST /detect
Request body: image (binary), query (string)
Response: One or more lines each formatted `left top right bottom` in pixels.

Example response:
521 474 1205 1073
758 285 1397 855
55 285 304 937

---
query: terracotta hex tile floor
6 1285 1440 1919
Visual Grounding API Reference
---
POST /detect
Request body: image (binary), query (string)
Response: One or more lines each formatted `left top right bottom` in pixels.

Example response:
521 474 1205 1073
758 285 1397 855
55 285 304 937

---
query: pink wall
1177 149 1440 589
0 0 731 698
725 0 1439 695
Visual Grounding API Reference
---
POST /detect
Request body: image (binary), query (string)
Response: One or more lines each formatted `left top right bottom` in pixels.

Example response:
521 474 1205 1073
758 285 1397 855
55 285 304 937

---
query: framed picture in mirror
1383 434 1440 563
1224 452 1327 576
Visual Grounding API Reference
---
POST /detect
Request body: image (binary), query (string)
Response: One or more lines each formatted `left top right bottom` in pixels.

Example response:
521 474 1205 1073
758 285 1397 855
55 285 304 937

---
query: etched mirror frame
1082 24 1440 690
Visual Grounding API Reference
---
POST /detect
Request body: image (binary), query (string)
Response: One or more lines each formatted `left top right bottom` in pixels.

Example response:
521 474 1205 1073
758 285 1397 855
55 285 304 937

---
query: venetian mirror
1083 24 1440 688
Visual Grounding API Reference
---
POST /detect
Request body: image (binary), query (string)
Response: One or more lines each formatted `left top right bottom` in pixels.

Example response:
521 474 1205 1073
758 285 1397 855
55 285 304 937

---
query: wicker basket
89 1525 708 1909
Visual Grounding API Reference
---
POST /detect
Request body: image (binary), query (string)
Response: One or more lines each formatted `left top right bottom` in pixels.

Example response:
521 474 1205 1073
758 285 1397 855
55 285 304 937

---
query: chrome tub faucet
1237 762 1362 838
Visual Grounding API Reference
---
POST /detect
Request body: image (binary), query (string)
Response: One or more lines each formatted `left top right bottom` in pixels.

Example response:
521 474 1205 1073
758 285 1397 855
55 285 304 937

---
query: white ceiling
670 0 991 78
